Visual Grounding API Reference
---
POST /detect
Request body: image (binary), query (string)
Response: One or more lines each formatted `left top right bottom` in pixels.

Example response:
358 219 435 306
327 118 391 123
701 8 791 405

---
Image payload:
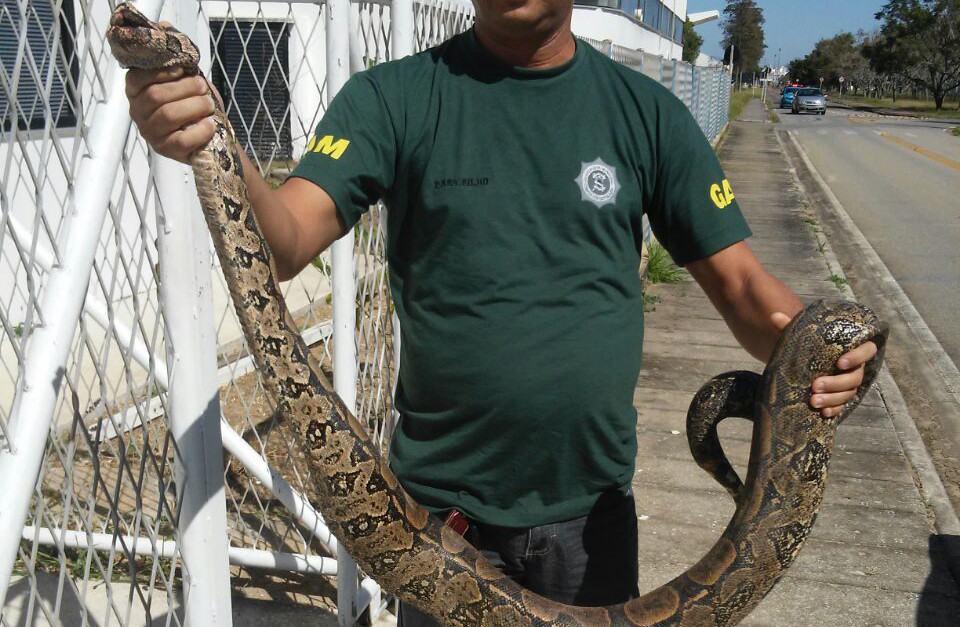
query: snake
107 4 889 625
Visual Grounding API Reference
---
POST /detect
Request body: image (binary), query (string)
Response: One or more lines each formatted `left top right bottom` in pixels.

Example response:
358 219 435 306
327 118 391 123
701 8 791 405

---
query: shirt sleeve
287 71 399 229
644 98 752 266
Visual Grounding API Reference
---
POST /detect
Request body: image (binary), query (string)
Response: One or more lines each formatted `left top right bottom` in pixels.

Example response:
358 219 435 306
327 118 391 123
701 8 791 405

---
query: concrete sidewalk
633 99 960 626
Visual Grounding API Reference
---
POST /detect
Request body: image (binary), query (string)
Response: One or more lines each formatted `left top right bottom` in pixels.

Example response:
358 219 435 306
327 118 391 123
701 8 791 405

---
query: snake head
107 2 200 71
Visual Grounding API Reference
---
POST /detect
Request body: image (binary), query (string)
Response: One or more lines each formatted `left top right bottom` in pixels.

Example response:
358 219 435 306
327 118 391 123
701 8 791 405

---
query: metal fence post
153 0 234 623
392 0 414 59
326 0 363 624
0 0 165 608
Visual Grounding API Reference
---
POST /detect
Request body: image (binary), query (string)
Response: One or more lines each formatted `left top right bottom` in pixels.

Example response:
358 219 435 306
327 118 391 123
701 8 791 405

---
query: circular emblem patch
575 157 620 208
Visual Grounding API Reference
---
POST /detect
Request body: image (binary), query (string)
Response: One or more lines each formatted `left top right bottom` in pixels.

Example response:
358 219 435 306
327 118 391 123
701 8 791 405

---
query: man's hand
125 65 218 163
772 312 879 418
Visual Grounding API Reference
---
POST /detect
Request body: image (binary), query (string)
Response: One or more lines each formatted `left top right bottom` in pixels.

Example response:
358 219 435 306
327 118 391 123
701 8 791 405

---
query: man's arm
687 241 878 417
125 67 346 280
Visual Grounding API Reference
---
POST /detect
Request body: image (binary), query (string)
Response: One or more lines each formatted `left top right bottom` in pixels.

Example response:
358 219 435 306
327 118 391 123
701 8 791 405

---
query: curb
774 129 960 574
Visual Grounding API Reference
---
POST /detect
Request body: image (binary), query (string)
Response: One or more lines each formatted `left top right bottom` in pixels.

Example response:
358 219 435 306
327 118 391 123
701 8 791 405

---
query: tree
683 19 704 65
863 0 960 109
721 0 767 81
788 32 868 89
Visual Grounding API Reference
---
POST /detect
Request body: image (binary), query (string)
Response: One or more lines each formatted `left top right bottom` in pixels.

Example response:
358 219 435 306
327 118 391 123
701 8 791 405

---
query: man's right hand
125 67 348 282
125 67 218 164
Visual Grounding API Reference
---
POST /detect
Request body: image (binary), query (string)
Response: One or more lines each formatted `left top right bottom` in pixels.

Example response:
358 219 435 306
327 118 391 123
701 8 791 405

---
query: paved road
774 100 960 366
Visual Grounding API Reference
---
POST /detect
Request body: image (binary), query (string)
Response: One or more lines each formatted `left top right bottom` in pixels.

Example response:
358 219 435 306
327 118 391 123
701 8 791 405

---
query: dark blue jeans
397 490 640 627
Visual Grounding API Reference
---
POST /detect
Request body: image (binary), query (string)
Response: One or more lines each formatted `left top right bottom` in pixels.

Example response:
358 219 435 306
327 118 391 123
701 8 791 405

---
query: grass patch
729 89 755 122
952 127 960 137
832 93 960 119
828 273 848 291
767 108 781 124
646 242 686 284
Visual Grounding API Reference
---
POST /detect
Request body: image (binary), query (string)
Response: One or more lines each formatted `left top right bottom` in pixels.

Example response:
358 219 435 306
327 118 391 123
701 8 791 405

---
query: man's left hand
772 312 879 418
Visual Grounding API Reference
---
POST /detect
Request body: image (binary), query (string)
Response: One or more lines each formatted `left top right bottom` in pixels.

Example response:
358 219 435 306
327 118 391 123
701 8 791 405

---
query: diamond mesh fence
580 36 732 145
0 2 732 626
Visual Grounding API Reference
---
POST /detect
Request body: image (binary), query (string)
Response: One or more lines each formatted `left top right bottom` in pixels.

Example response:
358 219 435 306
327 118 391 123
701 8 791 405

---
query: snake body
107 4 889 625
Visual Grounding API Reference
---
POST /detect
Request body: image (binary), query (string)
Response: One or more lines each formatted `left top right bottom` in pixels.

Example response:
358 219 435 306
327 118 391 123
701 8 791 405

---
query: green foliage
952 126 960 136
788 32 868 89
646 242 687 284
682 20 704 65
863 0 960 110
828 273 848 291
642 293 661 312
729 89 754 121
722 0 767 78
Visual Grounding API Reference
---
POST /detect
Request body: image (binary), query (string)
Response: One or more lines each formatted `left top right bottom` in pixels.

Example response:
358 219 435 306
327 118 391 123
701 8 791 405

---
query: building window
674 15 684 44
210 19 292 160
0 0 78 131
574 0 624 9
641 0 659 30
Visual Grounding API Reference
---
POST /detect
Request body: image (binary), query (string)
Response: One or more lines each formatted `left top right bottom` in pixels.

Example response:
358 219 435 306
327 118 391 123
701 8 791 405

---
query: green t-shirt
290 30 751 527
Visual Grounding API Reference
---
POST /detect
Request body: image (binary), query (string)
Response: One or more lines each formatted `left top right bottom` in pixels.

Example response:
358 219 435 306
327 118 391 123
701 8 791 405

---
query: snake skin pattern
107 4 889 625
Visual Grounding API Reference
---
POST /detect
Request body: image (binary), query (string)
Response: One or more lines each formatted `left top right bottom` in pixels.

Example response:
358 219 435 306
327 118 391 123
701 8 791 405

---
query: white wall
572 6 683 60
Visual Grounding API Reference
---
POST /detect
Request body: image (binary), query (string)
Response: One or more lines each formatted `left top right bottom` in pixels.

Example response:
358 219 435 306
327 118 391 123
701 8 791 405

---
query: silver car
792 88 827 115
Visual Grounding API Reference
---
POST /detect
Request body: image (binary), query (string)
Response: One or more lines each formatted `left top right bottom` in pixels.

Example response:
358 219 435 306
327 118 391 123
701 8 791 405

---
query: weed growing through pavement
828 273 848 291
642 293 661 312
952 127 960 137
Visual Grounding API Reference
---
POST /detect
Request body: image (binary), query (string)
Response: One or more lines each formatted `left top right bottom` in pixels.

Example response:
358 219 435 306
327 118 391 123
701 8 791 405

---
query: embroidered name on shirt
434 177 490 190
307 135 350 160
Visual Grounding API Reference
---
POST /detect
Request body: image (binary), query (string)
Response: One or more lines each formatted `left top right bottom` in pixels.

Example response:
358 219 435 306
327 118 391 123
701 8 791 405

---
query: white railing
580 36 732 145
0 2 731 626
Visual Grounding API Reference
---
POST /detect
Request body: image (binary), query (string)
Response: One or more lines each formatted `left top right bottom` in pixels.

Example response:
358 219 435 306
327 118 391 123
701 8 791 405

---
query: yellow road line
879 132 960 172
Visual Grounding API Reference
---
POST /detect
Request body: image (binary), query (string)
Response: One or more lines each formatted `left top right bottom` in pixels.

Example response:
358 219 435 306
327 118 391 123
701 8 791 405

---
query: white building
571 0 721 63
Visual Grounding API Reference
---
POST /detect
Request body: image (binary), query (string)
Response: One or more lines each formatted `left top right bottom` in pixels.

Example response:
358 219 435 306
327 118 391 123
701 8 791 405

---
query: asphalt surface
775 100 960 365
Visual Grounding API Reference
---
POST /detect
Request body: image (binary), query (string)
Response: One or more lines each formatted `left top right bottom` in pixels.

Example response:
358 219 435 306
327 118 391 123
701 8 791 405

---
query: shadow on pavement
917 534 960 626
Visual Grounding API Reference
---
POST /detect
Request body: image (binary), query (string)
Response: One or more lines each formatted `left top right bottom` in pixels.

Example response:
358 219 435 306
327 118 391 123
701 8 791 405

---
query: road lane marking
879 132 960 172
817 129 829 135
843 130 857 136
905 132 919 138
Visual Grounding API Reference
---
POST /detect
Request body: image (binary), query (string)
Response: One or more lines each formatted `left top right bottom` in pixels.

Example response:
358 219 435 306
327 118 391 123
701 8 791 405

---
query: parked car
779 86 800 109
791 88 827 115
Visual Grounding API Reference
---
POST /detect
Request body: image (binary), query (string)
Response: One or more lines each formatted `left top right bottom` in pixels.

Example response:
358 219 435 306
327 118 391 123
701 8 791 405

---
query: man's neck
473 19 575 69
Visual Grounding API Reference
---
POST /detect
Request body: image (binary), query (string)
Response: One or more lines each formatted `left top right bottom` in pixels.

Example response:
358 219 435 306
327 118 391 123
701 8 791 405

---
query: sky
686 0 887 67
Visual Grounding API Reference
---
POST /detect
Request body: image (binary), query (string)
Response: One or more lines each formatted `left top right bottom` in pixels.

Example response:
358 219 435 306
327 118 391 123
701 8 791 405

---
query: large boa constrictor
107 4 888 625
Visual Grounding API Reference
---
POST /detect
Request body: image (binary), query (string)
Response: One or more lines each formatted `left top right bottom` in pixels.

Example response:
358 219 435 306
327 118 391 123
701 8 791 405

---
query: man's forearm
238 152 302 279
721 269 803 363
688 243 804 364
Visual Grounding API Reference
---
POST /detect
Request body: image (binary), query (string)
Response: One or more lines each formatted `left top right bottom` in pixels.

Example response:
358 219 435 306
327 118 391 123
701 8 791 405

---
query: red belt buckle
443 509 470 536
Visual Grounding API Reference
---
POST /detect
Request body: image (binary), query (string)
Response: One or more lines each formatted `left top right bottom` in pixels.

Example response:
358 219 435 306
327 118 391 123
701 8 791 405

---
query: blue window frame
641 0 659 30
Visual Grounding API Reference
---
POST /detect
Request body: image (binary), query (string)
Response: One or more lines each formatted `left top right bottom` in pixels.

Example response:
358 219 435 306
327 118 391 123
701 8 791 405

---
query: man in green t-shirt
124 0 878 620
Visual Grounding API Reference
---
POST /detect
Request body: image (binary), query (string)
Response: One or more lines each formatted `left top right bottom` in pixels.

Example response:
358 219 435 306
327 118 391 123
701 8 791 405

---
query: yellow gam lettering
722 179 735 204
312 135 350 160
710 179 735 209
